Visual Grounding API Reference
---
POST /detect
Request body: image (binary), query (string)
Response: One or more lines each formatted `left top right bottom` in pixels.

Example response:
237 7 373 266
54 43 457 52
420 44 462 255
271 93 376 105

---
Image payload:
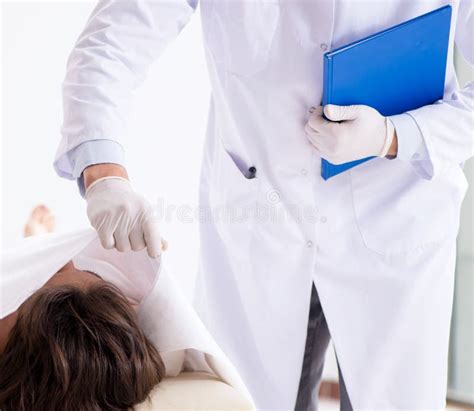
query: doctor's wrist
386 132 398 158
83 163 129 190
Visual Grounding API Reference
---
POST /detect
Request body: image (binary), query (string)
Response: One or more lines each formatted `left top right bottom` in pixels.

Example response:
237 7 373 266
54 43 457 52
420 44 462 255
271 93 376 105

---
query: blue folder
321 5 451 180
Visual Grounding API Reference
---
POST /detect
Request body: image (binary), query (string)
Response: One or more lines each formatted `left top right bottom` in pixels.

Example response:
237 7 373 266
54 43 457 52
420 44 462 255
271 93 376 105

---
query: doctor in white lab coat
54 1 474 410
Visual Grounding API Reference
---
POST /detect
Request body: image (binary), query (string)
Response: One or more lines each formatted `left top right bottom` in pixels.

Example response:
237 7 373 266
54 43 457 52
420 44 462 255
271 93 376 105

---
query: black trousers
295 283 353 411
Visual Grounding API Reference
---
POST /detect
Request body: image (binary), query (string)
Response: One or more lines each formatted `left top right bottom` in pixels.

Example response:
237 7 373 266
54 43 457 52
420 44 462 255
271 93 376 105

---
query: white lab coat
0 229 254 405
54 1 473 409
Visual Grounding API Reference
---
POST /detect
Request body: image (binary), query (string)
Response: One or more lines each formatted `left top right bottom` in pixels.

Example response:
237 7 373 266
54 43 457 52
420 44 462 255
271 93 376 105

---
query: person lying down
0 206 253 411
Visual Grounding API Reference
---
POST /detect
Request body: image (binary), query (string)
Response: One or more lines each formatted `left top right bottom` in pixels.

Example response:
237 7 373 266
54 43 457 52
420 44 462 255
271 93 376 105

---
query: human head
0 282 165 411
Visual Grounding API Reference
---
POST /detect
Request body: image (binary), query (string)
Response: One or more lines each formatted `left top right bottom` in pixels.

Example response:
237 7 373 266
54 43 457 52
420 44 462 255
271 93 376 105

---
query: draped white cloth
0 228 254 407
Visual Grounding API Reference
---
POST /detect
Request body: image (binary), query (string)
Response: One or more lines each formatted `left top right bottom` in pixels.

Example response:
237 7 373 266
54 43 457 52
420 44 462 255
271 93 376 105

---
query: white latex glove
304 104 395 165
85 177 162 258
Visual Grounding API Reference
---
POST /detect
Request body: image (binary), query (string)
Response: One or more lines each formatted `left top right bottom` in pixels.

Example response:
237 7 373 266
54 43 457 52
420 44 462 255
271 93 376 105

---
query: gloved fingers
304 122 319 138
309 142 325 159
132 230 167 253
325 155 346 165
305 132 323 150
98 230 115 250
306 106 330 131
91 217 116 250
114 230 132 253
143 217 162 258
323 104 360 122
305 123 332 145
305 123 332 148
129 227 147 252
312 143 333 160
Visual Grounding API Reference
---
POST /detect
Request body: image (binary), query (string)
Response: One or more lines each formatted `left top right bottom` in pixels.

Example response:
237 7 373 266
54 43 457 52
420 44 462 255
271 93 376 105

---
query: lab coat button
320 216 327 223
320 43 328 51
306 240 314 248
300 168 308 176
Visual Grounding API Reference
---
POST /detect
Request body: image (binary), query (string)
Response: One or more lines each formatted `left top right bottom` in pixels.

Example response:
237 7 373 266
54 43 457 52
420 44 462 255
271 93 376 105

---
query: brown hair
0 282 165 411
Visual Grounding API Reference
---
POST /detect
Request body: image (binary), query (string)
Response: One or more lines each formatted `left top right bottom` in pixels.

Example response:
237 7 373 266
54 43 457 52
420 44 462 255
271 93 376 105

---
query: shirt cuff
389 113 433 179
64 139 126 196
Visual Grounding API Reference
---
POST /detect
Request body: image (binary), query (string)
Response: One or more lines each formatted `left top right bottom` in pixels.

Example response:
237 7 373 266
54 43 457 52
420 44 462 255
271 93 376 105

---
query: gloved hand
85 176 163 258
304 104 395 165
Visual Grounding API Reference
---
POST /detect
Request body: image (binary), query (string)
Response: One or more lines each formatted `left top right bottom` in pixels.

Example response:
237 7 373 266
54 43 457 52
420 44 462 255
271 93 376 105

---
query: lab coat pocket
350 159 467 256
201 0 280 77
208 140 260 255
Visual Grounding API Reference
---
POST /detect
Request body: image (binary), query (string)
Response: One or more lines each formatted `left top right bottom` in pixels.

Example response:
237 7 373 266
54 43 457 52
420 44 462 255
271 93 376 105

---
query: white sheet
0 228 254 406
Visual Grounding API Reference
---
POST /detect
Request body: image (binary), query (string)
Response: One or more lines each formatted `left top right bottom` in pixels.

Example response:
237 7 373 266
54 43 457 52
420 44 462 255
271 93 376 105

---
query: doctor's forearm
83 164 129 190
386 132 398 158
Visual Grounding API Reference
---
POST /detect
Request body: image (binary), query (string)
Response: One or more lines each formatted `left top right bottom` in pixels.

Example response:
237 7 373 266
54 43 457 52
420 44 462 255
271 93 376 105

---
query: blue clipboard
321 5 452 180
